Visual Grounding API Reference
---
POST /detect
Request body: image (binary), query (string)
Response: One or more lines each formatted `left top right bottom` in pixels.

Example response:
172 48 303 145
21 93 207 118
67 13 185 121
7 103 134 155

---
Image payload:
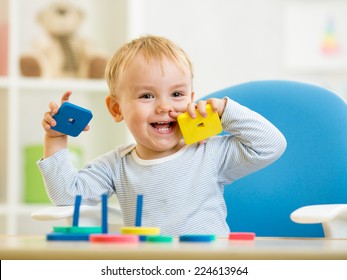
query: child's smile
150 121 177 133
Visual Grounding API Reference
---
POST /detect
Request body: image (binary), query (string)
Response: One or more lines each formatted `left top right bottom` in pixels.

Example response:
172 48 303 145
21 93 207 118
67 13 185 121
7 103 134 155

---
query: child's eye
139 93 154 99
172 91 184 97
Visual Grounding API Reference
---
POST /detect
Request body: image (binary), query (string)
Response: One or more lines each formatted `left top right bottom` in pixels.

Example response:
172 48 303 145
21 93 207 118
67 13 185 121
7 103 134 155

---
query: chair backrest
203 80 347 237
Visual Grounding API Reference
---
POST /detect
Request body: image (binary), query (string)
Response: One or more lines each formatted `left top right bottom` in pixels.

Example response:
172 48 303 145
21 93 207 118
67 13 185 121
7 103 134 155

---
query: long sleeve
209 97 287 183
37 148 116 206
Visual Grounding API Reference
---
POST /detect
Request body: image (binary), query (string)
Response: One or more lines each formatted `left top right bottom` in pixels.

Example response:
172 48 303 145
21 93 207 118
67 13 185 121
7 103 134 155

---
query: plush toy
20 1 108 79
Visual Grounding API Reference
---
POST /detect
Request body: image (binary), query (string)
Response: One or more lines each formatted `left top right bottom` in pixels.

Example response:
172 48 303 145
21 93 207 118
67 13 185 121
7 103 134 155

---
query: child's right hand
42 91 90 138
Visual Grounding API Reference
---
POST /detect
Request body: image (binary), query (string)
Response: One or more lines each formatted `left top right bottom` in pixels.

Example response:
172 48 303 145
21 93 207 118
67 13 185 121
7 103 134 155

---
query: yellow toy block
177 104 223 145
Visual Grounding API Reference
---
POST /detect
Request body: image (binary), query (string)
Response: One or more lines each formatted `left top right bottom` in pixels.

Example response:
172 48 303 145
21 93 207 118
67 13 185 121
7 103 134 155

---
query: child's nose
156 102 174 114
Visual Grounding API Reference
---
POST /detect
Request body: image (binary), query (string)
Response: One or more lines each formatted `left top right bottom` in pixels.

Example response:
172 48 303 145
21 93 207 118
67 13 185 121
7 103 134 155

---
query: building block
229 232 256 240
90 234 139 243
179 234 216 242
53 226 102 234
46 232 90 241
52 102 93 137
177 104 223 145
101 193 108 234
72 195 82 226
120 226 160 236
146 235 173 243
135 194 143 227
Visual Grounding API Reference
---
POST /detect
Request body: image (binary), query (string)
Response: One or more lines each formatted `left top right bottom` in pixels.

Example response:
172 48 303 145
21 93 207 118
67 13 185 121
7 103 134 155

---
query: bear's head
37 1 84 37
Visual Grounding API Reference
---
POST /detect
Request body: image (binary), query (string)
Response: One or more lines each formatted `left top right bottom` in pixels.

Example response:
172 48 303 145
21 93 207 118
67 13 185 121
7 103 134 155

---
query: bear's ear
106 95 123 122
36 3 85 25
75 5 84 21
36 7 45 24
36 3 54 24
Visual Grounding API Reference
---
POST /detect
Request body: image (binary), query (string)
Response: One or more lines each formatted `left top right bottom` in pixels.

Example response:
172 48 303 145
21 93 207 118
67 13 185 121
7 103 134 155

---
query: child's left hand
170 97 227 144
185 98 227 119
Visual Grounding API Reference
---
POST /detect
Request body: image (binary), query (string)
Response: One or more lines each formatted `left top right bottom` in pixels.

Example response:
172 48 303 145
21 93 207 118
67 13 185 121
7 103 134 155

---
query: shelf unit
0 0 130 234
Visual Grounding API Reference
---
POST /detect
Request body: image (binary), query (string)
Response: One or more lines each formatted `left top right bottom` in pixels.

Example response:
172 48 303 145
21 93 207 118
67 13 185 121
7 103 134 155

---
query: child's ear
106 95 123 122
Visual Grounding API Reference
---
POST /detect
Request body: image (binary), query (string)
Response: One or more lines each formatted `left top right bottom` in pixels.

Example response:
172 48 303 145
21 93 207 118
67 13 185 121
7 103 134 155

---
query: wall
127 0 347 100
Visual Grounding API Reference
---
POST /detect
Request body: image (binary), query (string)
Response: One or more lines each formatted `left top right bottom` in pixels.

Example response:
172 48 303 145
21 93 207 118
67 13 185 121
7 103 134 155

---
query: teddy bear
20 1 108 79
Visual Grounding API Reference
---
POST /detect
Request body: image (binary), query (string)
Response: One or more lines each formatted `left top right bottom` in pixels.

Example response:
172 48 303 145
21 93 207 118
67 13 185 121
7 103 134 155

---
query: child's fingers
168 110 180 119
42 91 74 137
196 100 208 117
48 101 59 116
48 91 72 117
83 125 90 132
61 91 72 104
47 90 72 119
206 98 219 111
42 117 51 131
43 111 56 128
207 98 227 117
186 102 197 118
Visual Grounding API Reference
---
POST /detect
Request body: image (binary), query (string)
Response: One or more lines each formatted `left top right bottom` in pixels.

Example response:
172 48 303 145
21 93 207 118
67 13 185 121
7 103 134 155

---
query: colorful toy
120 194 161 241
90 194 141 243
53 226 101 234
72 194 82 226
135 194 143 227
46 232 90 241
228 232 256 241
50 194 102 235
90 234 139 243
179 234 216 242
101 194 108 234
47 193 254 244
146 235 173 243
52 102 93 137
46 195 102 241
177 104 223 145
120 227 160 236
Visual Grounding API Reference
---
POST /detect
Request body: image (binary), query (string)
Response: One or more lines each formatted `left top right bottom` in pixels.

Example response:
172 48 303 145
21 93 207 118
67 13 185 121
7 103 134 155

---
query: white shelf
17 77 108 92
0 77 9 88
0 0 130 235
0 204 49 215
1 77 108 92
16 204 53 215
0 205 7 214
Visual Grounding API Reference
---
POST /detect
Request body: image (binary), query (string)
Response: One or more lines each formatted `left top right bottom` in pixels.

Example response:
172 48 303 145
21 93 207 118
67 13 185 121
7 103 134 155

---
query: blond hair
105 35 193 97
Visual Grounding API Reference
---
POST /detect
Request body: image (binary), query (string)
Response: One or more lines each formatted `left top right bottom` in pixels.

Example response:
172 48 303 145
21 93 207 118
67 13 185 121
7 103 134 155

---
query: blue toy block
72 195 82 227
179 234 216 242
135 194 143 227
101 193 108 234
52 102 93 137
46 232 90 241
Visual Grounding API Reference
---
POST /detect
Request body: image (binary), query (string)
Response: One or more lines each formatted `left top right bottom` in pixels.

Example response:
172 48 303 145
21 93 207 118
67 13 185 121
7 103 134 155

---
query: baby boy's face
116 53 194 160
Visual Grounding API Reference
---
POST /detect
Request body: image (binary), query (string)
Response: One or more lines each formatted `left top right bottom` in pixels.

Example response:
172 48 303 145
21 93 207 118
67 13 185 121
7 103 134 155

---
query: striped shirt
38 98 286 236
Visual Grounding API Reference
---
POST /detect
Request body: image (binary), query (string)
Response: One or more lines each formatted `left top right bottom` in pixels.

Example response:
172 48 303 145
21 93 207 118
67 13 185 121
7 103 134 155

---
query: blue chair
203 80 347 238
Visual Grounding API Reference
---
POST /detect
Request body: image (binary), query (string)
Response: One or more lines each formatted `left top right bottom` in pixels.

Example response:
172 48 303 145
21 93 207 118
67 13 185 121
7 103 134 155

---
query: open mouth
150 121 176 132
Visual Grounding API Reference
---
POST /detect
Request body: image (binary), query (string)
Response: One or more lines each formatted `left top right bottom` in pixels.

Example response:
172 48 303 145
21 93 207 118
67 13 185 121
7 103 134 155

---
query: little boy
40 35 286 236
